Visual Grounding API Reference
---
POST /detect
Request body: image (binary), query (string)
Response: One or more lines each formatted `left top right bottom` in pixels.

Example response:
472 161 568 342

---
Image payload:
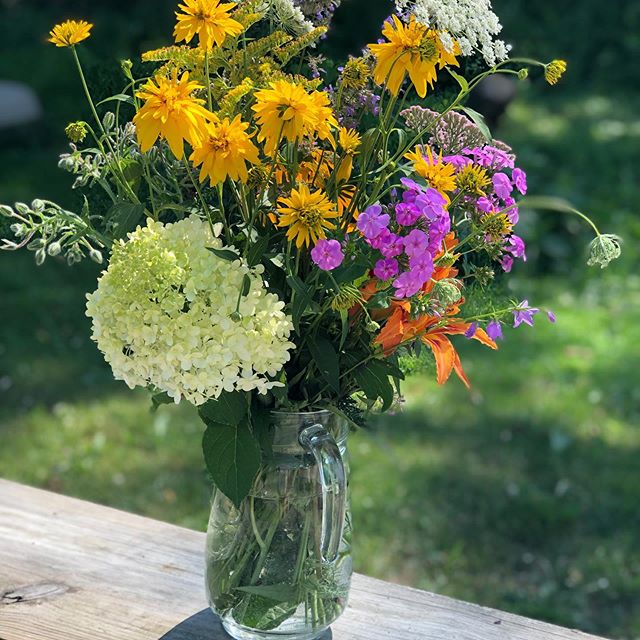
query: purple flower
311 239 344 271
506 234 527 260
408 252 434 280
477 196 495 213
547 310 556 323
442 154 471 169
513 300 540 328
464 323 477 339
357 204 390 239
416 188 448 220
395 202 421 226
403 229 429 257
393 270 424 298
467 145 515 170
493 172 513 199
486 320 504 341
373 258 399 280
512 168 528 195
500 254 514 273
379 232 404 258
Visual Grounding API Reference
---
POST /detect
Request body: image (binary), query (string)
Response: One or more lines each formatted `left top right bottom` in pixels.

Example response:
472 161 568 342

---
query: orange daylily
360 233 497 387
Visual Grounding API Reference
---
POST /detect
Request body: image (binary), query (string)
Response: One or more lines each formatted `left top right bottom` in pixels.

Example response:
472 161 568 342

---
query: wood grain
0 479 607 640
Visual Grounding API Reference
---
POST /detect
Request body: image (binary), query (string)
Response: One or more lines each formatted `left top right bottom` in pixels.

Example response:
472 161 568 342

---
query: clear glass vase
205 411 352 640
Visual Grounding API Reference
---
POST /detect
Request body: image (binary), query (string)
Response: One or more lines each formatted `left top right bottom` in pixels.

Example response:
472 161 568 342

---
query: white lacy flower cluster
86 216 294 405
395 0 510 66
257 0 314 35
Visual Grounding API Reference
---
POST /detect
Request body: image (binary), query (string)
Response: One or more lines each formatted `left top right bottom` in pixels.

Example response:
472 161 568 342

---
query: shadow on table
159 609 332 639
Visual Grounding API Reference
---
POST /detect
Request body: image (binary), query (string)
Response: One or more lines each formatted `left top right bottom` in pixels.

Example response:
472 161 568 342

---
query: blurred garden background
0 0 639 637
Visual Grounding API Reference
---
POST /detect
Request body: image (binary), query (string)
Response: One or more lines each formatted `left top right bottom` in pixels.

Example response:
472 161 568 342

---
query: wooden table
0 479 607 640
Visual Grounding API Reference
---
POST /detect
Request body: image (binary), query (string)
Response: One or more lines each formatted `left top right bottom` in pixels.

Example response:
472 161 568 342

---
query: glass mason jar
205 411 352 640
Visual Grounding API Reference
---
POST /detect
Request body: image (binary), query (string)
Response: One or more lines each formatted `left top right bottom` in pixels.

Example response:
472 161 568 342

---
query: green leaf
250 400 274 457
459 106 493 142
246 233 271 267
235 584 298 601
286 275 314 332
447 68 469 92
240 273 251 297
208 247 240 261
308 335 340 394
339 309 349 351
96 93 135 107
353 359 396 410
150 391 173 411
331 256 369 285
202 417 261 507
199 390 248 426
107 201 145 239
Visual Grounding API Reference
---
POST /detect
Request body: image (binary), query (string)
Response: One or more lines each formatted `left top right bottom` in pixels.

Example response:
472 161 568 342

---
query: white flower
255 0 314 34
86 216 294 405
395 0 510 66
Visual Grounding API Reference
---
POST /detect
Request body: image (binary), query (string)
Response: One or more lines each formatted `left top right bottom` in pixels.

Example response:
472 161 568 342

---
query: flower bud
15 202 30 215
89 248 104 264
47 241 62 256
35 248 46 265
65 121 89 143
431 279 462 308
517 68 529 80
9 223 25 237
31 199 45 212
102 112 116 131
120 59 134 80
0 204 14 217
587 234 622 269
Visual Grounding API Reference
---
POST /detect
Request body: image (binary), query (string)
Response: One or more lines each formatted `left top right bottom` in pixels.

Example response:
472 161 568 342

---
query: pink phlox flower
357 203 390 239
373 257 399 280
395 202 421 226
493 172 513 199
403 228 429 258
393 270 425 298
311 239 344 271
408 252 434 280
512 167 528 195
506 234 526 260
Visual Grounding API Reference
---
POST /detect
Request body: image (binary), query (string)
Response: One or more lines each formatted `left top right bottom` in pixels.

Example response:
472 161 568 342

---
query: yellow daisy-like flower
455 164 490 195
340 57 371 90
48 20 93 47
405 145 457 195
544 60 567 86
276 185 339 248
252 80 337 154
190 115 260 186
133 71 213 160
174 0 243 50
369 15 460 98
335 127 361 182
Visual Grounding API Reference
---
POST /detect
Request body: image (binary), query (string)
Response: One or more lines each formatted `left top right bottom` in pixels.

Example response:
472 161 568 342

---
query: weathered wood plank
0 479 607 640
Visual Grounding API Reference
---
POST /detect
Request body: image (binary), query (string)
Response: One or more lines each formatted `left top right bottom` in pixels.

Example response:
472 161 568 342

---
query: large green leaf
199 391 248 426
202 417 261 507
107 202 145 239
308 335 340 394
208 247 240 262
353 359 396 410
286 275 314 331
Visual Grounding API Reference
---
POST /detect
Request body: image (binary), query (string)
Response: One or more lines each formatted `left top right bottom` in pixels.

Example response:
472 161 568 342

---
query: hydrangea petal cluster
86 216 294 405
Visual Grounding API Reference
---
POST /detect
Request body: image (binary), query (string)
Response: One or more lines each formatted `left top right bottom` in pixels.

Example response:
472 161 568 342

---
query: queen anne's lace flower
86 216 294 405
395 0 510 67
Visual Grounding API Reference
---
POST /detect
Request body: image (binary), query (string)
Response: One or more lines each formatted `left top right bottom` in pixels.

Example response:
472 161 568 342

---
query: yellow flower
340 57 371 90
369 15 459 98
174 0 243 50
252 80 337 154
335 127 361 182
190 115 260 186
455 164 490 195
133 71 213 160
276 185 338 248
544 60 567 86
405 145 457 195
48 20 93 47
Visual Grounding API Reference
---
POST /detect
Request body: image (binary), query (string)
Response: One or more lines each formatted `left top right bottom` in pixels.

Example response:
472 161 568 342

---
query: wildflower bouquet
1 1 621 637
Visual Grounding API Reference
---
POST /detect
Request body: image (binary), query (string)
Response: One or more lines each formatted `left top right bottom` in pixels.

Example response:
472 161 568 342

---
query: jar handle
299 423 346 563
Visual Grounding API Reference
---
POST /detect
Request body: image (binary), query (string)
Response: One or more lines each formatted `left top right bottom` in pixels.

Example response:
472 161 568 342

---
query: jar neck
268 410 348 456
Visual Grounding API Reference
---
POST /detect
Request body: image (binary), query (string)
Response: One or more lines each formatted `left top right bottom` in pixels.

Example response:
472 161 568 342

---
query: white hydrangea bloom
395 0 510 66
86 216 294 405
